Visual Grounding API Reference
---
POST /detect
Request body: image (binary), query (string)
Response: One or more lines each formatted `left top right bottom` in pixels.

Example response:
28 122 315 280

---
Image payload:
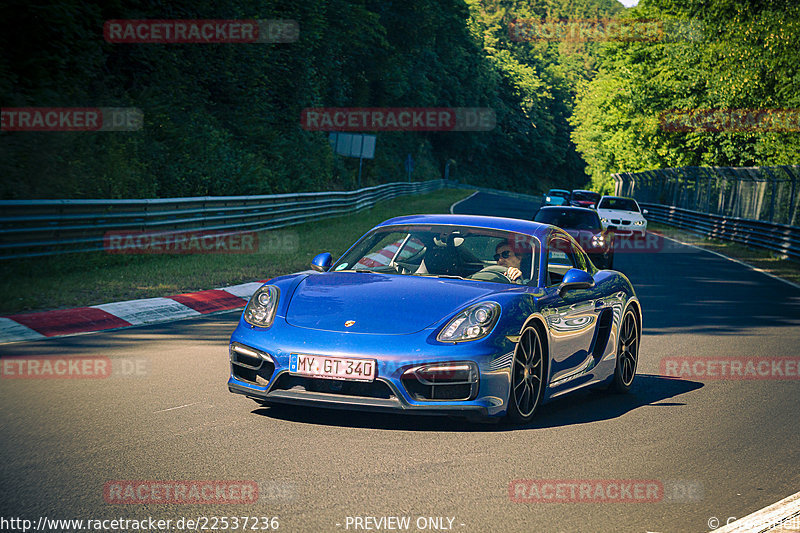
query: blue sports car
228 214 641 424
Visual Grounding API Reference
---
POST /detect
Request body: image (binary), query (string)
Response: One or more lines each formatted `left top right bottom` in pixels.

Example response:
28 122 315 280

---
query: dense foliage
570 0 800 192
0 0 622 199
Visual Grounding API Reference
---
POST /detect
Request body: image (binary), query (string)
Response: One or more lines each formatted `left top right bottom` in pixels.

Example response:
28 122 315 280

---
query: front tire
609 308 639 393
506 326 545 424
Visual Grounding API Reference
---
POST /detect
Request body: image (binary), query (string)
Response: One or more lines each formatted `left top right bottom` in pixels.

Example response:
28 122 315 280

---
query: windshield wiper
416 274 468 280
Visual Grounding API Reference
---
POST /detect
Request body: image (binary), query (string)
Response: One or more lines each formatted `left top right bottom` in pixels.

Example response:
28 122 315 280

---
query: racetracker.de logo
1 357 149 379
1 108 142 132
301 108 496 132
1 357 111 379
104 20 299 43
104 231 258 254
659 108 800 132
661 357 800 380
509 479 663 503
104 481 258 504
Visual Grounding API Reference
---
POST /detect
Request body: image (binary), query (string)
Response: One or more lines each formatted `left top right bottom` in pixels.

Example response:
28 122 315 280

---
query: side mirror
642 209 649 216
311 252 332 272
559 268 595 297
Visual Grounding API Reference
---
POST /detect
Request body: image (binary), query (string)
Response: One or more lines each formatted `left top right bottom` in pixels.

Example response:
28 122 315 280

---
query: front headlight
437 302 500 343
243 285 280 328
634 220 645 226
591 234 605 247
546 196 551 202
601 217 609 224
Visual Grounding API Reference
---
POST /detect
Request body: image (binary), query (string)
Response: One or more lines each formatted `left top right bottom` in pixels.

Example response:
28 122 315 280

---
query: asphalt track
1 191 799 533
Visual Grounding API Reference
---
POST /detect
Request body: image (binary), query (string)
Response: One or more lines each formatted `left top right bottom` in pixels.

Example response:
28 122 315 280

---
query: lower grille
271 374 395 400
402 379 474 400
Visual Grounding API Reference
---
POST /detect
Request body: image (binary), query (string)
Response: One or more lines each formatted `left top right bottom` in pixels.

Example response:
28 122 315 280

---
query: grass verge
0 188 474 315
648 222 800 285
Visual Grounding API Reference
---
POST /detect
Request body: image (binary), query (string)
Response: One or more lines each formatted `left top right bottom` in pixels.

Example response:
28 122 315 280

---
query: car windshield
548 190 569 199
599 198 639 212
535 209 601 231
332 224 539 285
572 191 601 202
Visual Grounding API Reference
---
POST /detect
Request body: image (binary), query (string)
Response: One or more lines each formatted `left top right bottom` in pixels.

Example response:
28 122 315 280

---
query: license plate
289 354 376 382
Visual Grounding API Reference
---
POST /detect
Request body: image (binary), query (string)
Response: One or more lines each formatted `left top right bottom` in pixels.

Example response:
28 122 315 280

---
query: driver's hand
504 267 522 281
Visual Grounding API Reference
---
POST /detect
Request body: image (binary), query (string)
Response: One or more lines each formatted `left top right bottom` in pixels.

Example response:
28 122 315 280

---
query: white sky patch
618 0 639 6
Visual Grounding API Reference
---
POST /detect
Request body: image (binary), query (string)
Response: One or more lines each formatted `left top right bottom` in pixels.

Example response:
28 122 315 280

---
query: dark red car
570 189 601 209
534 206 615 269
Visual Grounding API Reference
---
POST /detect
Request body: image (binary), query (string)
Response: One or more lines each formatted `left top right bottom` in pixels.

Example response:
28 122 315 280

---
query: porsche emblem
345 320 355 327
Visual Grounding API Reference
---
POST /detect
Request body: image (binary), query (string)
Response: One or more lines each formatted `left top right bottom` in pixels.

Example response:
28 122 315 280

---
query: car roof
537 205 598 213
376 214 549 237
571 189 600 194
547 188 570 193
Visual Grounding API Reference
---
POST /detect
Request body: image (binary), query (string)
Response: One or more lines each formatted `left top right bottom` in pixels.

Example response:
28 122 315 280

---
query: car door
539 234 604 388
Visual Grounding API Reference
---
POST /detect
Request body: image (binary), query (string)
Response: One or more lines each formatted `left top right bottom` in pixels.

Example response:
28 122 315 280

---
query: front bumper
227 319 514 418
229 376 490 417
602 221 647 236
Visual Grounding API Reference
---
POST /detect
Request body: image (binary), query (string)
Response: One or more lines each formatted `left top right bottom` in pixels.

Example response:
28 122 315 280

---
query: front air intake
230 343 275 386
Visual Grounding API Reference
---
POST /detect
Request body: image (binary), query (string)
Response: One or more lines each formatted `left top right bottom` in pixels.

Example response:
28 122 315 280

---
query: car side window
572 242 588 272
546 236 589 286
546 237 575 286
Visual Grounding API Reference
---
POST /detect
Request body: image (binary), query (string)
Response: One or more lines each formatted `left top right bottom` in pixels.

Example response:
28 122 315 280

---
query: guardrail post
692 169 700 211
762 167 778 223
671 169 680 207
785 166 799 226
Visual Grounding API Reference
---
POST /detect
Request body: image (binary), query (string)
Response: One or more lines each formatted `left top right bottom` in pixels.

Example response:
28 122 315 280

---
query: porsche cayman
227 214 642 423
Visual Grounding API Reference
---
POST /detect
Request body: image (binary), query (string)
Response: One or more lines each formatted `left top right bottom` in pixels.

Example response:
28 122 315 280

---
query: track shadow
614 242 800 335
251 374 702 432
523 373 703 429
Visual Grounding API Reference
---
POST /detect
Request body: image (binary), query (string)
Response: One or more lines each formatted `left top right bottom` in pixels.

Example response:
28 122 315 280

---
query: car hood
284 272 501 334
597 209 643 220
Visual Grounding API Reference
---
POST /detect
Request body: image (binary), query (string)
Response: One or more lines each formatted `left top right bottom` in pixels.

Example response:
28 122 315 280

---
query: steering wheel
469 265 520 284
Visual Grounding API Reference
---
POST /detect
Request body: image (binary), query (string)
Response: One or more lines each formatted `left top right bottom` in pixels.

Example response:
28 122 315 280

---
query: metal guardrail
641 203 800 261
0 180 446 260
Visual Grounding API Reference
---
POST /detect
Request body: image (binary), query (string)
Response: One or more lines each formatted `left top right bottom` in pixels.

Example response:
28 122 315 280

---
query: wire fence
613 166 800 227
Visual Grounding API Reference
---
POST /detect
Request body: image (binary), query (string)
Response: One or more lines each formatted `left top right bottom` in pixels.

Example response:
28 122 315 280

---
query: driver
495 242 523 282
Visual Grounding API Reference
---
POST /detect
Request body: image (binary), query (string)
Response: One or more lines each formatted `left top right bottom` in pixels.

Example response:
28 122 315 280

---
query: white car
596 196 648 236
